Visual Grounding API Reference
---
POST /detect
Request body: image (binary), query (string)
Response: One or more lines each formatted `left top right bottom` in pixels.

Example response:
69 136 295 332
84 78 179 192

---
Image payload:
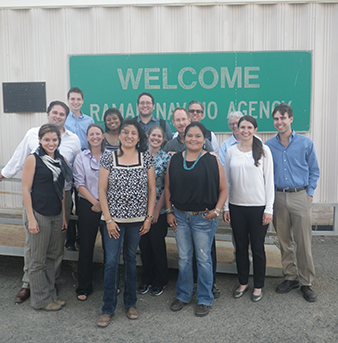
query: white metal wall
0 3 337 207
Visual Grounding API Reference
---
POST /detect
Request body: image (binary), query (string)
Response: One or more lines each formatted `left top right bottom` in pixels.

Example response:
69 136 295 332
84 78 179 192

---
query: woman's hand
91 200 102 213
167 213 177 232
262 213 272 226
107 220 120 239
139 219 151 235
223 211 230 223
28 218 39 234
204 209 218 220
152 208 160 224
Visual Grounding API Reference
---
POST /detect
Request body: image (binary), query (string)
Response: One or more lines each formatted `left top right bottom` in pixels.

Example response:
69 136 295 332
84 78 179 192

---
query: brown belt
177 209 208 216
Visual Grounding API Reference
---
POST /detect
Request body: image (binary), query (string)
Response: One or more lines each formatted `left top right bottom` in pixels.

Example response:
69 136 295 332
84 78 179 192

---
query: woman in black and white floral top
97 119 156 327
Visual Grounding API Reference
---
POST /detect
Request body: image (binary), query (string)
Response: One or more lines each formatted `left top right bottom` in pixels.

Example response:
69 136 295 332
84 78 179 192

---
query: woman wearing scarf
22 124 73 311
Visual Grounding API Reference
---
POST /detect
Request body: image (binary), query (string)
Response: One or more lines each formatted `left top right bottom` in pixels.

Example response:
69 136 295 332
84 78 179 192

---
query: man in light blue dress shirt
219 111 243 166
64 87 94 251
265 103 320 302
65 87 94 150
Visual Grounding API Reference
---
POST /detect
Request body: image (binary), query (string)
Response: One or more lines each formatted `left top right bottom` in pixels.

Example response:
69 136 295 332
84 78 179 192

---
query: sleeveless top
104 138 119 151
31 154 64 216
169 152 219 211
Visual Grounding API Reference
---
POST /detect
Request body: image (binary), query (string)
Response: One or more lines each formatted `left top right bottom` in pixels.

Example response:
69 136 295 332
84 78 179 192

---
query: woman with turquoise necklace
165 122 227 317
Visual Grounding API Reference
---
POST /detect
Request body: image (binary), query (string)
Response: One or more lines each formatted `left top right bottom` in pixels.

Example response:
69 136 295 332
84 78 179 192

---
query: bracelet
215 208 221 213
28 217 35 222
166 211 174 215
165 208 173 213
145 219 152 223
213 210 220 217
106 219 113 224
146 214 153 219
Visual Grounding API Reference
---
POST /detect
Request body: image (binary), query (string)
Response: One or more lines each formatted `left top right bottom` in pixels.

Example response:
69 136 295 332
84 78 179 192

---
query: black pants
230 204 268 289
76 197 103 295
66 187 78 248
139 213 169 287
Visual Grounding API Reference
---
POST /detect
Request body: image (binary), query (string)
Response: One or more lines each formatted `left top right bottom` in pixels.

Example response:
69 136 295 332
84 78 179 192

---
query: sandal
77 294 88 301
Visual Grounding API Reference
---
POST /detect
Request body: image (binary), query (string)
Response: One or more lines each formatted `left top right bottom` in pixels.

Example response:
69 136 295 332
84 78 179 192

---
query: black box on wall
3 82 46 113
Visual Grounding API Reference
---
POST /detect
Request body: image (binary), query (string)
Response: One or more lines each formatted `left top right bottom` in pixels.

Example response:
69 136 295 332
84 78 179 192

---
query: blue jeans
174 209 217 306
102 224 141 315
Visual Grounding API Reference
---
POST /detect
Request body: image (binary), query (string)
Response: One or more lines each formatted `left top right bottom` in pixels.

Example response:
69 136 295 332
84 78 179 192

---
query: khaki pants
21 190 72 288
273 189 315 286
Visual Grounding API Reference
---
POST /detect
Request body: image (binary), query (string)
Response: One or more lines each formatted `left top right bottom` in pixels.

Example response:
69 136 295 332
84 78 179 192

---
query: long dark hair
238 115 265 167
118 119 147 156
103 108 123 133
86 123 106 153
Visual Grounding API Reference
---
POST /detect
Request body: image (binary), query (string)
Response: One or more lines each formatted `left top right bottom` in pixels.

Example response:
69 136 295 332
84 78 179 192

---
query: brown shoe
41 302 62 311
53 299 66 307
170 299 186 312
126 307 138 320
15 288 30 303
97 314 112 328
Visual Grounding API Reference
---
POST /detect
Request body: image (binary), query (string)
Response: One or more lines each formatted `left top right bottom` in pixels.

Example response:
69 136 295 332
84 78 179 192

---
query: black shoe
276 280 300 294
151 286 165 296
170 299 186 312
251 290 263 302
195 304 211 317
300 286 317 302
212 284 221 298
233 286 249 299
137 284 150 294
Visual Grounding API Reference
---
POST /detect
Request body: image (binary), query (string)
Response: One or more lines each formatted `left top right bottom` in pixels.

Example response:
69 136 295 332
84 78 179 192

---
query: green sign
69 51 311 132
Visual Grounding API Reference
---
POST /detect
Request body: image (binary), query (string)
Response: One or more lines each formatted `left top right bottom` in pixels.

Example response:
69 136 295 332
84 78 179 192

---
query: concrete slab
0 222 283 276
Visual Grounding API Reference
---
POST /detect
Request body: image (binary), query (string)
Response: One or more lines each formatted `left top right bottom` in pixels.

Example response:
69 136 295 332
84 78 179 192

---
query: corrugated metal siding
0 3 337 207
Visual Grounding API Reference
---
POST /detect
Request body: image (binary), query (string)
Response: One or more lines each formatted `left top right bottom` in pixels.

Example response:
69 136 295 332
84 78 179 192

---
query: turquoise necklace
183 150 203 170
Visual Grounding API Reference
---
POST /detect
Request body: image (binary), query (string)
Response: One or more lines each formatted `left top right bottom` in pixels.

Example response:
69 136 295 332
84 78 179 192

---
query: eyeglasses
229 122 238 127
188 109 203 114
139 101 153 106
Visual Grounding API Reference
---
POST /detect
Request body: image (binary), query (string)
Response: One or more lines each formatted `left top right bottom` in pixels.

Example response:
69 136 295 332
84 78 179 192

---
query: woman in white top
223 115 274 302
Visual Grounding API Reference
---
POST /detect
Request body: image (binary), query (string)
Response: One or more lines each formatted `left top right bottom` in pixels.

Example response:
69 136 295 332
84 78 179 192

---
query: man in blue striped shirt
265 103 320 302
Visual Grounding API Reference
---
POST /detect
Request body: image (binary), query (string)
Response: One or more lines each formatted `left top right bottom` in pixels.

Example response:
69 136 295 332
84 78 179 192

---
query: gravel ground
1 235 338 343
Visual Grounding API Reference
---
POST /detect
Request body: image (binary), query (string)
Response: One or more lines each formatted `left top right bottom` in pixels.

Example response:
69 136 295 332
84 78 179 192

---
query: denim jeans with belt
174 209 217 306
101 224 141 315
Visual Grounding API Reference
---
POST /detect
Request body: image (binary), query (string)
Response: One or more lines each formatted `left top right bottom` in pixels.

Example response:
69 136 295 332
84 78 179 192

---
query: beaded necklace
183 150 203 171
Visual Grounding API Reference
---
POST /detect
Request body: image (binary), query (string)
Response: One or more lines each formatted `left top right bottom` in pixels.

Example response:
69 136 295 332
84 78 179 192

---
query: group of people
0 89 319 326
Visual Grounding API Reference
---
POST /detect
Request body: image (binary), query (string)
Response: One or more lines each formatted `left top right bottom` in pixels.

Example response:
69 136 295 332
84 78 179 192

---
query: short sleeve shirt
100 150 154 223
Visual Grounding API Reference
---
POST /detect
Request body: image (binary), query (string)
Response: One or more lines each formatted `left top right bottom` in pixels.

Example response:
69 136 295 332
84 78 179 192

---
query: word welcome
117 67 260 90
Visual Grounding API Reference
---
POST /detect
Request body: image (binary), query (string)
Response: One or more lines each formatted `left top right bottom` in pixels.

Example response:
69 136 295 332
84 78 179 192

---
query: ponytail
252 135 265 167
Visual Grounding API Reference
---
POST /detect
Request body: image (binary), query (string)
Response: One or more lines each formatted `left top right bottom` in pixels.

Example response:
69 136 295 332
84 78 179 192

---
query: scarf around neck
35 146 73 201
